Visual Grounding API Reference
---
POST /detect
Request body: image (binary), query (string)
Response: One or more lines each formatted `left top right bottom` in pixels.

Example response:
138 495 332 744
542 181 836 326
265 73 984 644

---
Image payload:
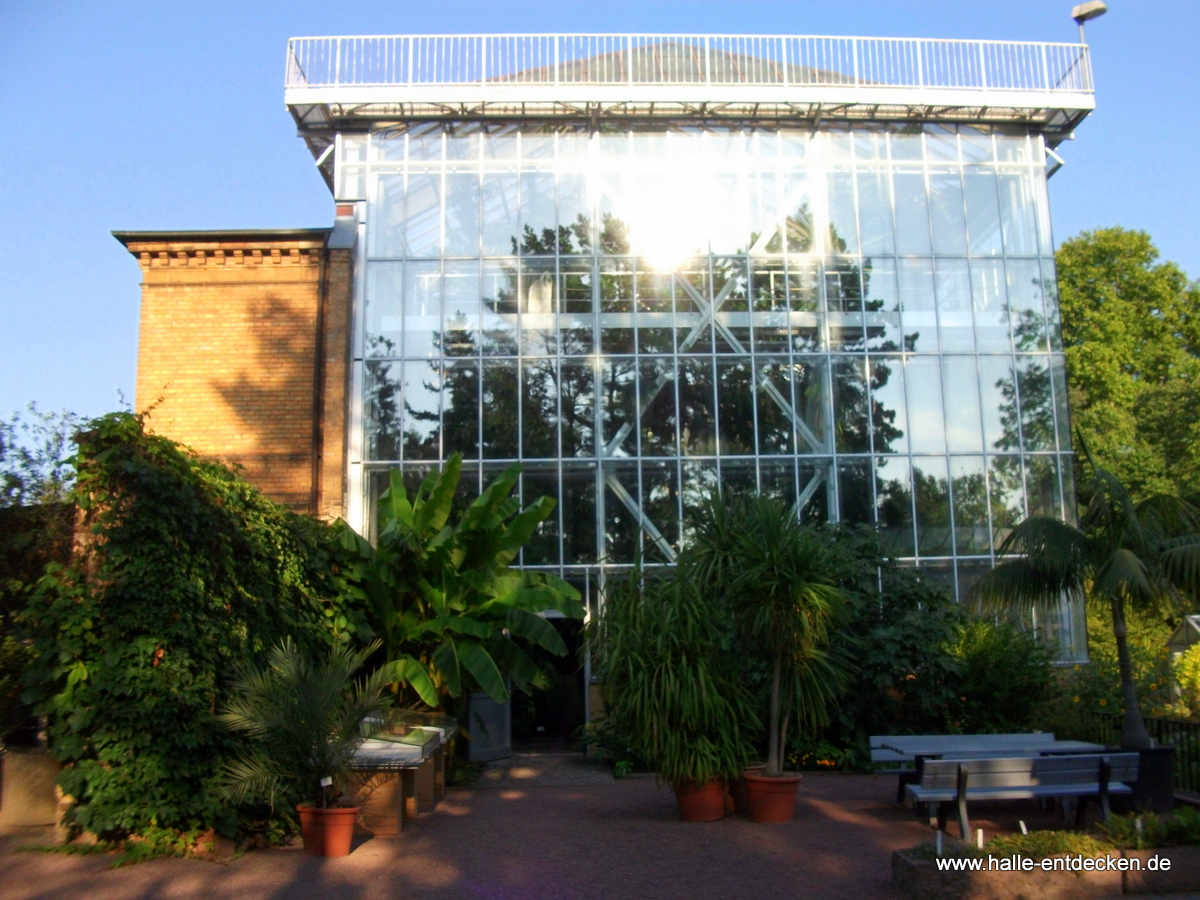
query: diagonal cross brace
604 471 677 562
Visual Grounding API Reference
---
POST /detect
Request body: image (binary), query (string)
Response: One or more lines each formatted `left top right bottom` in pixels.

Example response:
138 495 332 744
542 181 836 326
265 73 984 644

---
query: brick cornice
114 230 330 271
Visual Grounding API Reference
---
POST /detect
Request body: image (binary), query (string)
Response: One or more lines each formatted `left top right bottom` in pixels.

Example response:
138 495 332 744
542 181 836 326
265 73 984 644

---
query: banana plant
336 455 583 709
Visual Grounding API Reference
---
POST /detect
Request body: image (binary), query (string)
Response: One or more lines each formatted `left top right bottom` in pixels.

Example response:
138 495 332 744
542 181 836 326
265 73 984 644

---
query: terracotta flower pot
731 765 765 816
297 805 361 857
673 779 726 822
743 771 801 823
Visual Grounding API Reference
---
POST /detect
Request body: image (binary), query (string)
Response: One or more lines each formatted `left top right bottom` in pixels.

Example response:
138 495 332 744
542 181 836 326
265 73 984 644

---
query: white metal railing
284 34 1093 94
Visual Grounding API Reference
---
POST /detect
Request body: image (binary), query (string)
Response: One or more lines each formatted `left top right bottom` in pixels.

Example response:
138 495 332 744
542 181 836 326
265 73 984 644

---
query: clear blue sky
1 1 1196 420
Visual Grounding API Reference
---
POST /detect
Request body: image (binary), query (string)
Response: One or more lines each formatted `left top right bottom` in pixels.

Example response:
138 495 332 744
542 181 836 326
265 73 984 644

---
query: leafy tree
970 451 1200 749
337 456 584 710
0 404 86 507
1057 228 1200 500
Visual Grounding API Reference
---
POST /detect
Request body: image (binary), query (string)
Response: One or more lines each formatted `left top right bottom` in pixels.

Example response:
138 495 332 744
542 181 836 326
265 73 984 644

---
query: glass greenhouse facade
291 33 1096 662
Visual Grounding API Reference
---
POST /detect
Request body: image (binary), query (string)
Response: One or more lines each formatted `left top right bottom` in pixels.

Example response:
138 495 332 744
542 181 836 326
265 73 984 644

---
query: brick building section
115 229 353 518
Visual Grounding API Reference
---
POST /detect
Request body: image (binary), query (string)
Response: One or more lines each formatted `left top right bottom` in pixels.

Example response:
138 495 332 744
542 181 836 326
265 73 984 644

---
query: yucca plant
591 570 759 789
689 492 851 778
218 638 402 809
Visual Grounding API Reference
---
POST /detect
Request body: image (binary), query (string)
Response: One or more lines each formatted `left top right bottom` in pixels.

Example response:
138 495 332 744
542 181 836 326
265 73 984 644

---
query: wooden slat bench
907 753 1139 843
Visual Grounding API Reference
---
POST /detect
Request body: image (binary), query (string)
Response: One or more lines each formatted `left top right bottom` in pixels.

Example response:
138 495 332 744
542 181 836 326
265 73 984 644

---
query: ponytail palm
969 453 1200 750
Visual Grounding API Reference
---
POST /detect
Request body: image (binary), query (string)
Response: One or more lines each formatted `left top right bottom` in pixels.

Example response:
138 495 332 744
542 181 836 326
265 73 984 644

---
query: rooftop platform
284 33 1095 152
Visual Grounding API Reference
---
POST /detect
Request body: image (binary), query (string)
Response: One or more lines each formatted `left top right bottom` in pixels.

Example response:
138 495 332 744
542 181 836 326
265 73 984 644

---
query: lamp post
1071 1 1108 44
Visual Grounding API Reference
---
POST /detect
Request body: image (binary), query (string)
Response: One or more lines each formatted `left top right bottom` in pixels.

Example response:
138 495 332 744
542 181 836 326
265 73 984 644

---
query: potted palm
690 492 850 822
218 638 403 856
592 571 758 821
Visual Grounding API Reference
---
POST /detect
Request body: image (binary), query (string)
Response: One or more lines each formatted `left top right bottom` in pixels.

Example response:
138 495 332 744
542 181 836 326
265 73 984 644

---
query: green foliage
688 491 850 777
337 457 583 709
971 455 1200 748
591 571 759 788
575 715 650 775
0 631 37 743
19 412 357 838
1057 228 1200 501
18 825 210 869
942 619 1054 734
1098 807 1200 849
984 830 1114 860
218 638 400 809
1174 643 1200 720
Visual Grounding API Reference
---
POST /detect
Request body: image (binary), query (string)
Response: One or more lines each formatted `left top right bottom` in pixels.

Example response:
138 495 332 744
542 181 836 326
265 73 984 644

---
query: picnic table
870 734 1107 804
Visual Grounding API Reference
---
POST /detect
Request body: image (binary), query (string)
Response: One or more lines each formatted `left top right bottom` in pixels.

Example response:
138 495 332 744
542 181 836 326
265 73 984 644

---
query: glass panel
522 360 558 459
854 128 887 161
709 171 748 255
838 460 874 525
941 356 984 453
876 456 915 556
782 173 814 253
857 168 895 255
604 463 640 564
520 259 557 356
950 456 990 555
978 355 1021 453
929 168 967 256
797 461 830 522
832 356 870 453
481 359 518 458
1061 455 1078 525
519 172 556 255
864 258 902 352
971 259 1009 352
640 359 678 456
786 260 821 351
897 258 937 353
561 464 597 564
680 460 719 542
913 456 952 557
480 261 518 355
404 171 442 257
869 355 908 454
1005 259 1047 352
404 262 442 359
935 258 973 352
365 263 403 357
676 261 712 354
793 357 828 453
443 261 481 357
445 172 480 257
964 166 1002 256
717 358 755 455
600 357 637 458
641 460 680 562
826 259 863 313
893 169 931 255
1051 355 1071 453
904 356 946 454
558 172 591 254
1042 258 1063 351
446 126 479 160
364 360 403 460
959 126 994 163
483 126 519 160
889 126 924 161
998 168 1038 256
441 360 479 459
402 360 441 460
756 358 794 455
521 468 560 565
995 133 1029 163
988 454 1026 549
678 357 717 456
826 169 858 254
759 457 797 507
481 173 519 256
559 361 595 458
560 260 594 355
371 174 406 257
925 124 959 161
712 258 750 352
1025 455 1062 520
1016 355 1055 451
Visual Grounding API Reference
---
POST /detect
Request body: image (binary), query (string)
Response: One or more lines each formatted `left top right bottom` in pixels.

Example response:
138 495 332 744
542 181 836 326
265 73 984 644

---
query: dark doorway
511 617 586 752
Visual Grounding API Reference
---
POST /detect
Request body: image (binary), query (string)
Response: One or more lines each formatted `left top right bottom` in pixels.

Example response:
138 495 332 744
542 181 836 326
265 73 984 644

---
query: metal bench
907 752 1139 843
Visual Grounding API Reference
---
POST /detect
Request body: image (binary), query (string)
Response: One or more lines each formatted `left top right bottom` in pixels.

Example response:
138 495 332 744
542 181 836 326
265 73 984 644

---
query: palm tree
969 452 1200 750
689 492 851 777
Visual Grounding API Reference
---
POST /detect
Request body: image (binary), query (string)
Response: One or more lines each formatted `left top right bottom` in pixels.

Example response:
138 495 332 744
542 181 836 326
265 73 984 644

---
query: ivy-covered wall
20 412 361 837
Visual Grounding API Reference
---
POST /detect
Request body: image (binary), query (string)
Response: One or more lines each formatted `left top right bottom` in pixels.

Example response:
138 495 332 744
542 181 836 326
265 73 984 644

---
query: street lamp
1071 1 1108 44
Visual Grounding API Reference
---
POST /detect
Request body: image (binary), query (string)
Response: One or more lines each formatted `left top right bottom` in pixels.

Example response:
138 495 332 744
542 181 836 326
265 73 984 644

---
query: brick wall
116 230 352 517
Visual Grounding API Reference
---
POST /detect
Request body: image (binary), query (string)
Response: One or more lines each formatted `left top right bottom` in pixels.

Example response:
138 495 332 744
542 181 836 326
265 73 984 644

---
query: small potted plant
592 571 758 821
219 637 401 856
690 492 850 823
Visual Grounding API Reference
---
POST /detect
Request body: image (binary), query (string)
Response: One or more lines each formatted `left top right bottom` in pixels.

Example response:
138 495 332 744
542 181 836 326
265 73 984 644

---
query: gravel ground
0 765 1127 900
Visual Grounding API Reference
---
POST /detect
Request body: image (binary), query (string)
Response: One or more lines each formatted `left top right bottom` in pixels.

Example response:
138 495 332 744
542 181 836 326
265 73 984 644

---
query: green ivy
19 412 363 839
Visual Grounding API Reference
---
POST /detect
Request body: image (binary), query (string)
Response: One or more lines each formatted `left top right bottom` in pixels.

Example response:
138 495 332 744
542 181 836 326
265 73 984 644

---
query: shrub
20 412 363 838
943 619 1054 733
